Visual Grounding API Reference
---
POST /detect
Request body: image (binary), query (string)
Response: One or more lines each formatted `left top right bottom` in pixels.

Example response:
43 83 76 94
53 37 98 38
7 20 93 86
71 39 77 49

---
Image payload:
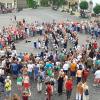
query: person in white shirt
94 68 100 86
0 68 4 75
1 59 6 68
0 49 5 57
63 61 70 74
27 61 34 78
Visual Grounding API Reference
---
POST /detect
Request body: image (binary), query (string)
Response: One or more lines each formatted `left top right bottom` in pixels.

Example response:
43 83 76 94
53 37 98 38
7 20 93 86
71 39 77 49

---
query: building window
7 3 12 8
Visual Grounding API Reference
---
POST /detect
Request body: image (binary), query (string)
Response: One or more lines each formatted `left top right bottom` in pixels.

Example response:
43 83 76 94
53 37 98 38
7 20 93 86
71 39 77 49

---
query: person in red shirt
93 41 98 49
82 68 89 82
65 78 73 100
22 91 29 100
46 82 52 100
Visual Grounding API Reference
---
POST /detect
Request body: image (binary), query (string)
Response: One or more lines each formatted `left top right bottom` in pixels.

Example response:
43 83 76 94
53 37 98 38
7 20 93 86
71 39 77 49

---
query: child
17 74 23 93
22 90 29 100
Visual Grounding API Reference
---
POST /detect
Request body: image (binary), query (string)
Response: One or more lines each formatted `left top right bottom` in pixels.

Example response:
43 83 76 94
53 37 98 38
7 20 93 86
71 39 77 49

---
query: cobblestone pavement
0 7 100 100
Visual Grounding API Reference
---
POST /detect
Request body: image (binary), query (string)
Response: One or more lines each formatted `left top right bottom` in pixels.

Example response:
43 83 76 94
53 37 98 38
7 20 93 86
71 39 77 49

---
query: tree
27 0 38 8
93 4 100 15
79 1 88 18
80 1 88 10
51 0 65 8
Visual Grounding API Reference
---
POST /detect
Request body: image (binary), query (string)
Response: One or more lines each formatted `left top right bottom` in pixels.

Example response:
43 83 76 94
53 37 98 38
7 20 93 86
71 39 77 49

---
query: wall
0 0 15 8
17 0 27 9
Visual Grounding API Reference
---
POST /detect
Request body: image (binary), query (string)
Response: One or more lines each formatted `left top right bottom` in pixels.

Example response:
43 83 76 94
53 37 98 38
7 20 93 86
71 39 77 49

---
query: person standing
57 75 64 95
5 76 12 100
76 82 83 100
14 15 16 21
65 78 73 100
22 90 29 100
17 74 23 93
46 82 52 100
94 67 100 86
76 67 83 84
63 73 68 92
27 61 34 78
82 68 89 82
63 61 70 75
37 71 43 92
83 82 89 100
11 61 19 78
70 61 77 80
34 64 39 81
23 73 30 90
12 93 20 100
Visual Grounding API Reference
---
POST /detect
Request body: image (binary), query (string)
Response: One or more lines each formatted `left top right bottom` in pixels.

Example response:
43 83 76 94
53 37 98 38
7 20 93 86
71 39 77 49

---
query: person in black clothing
11 43 16 50
0 75 5 93
0 75 5 84
74 39 78 48
58 75 64 95
45 39 49 49
5 59 11 75
89 49 95 59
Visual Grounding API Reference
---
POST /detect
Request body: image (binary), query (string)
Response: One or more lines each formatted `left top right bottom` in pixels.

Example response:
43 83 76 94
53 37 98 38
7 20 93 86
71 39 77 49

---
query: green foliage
33 0 38 8
93 4 100 14
80 1 88 10
27 0 37 8
40 0 49 7
51 0 65 7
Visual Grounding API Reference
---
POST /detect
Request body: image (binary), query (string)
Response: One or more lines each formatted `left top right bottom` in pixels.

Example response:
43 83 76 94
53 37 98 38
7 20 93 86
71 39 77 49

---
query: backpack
85 89 89 95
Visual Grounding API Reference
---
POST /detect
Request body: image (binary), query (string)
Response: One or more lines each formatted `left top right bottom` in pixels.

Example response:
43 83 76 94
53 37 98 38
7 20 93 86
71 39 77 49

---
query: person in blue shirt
34 64 39 81
18 52 23 60
0 43 3 49
11 62 19 78
45 61 53 69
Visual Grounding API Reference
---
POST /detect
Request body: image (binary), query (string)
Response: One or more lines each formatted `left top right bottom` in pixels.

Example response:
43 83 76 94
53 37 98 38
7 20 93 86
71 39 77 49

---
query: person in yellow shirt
5 77 12 99
70 62 77 79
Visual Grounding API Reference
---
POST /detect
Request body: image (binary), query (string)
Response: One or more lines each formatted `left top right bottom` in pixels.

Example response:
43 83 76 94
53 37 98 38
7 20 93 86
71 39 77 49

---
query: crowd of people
0 18 100 100
0 18 100 49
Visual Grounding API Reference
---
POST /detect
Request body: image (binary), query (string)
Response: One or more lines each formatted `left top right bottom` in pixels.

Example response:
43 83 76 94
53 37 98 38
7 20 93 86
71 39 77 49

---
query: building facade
0 0 15 8
17 0 27 9
0 0 27 9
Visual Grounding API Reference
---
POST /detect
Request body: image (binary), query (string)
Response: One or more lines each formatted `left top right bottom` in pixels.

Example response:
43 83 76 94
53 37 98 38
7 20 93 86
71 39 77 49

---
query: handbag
85 89 89 95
